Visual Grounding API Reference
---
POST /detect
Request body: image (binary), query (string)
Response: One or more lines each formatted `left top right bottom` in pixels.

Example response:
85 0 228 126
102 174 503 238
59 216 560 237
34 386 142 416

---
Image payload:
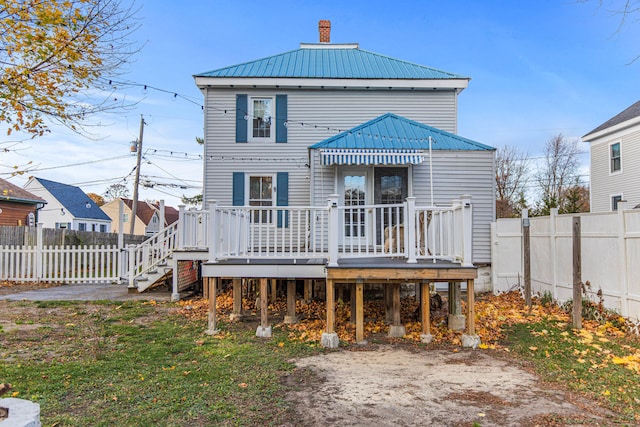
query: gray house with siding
583 100 640 212
194 22 496 264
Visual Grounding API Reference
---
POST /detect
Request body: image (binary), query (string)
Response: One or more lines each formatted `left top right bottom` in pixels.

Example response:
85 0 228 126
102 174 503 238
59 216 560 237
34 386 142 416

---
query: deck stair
127 222 179 292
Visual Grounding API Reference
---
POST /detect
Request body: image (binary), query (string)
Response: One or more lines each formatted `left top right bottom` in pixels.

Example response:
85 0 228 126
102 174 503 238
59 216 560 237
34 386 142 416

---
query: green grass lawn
503 318 640 424
1 296 639 426
0 300 323 426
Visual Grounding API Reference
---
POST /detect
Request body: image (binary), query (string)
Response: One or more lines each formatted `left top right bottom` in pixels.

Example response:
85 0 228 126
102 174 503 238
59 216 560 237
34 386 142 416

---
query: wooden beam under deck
327 266 477 282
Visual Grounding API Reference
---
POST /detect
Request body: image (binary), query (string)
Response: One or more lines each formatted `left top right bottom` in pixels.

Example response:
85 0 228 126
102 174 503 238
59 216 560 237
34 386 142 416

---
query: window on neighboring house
123 213 129 223
78 223 87 231
152 215 157 224
100 224 107 232
612 195 623 211
56 222 70 229
250 97 273 140
610 142 621 173
91 224 97 232
248 175 274 223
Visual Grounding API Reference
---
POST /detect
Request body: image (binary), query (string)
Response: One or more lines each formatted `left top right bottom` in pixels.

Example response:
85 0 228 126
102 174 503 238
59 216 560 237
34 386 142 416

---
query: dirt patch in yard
283 345 617 426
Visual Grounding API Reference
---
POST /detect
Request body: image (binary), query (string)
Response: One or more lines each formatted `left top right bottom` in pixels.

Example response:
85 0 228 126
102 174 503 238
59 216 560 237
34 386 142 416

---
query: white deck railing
127 222 179 286
177 195 473 266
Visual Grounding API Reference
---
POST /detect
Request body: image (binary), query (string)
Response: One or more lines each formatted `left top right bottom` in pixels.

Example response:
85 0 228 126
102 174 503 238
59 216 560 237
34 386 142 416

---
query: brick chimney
319 20 331 43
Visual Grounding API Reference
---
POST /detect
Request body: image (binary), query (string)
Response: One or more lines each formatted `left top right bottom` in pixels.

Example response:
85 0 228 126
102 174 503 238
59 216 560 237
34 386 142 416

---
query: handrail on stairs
127 221 180 290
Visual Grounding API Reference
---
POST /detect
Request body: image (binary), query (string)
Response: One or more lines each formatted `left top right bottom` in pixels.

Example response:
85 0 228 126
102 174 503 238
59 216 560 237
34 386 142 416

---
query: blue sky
2 0 639 207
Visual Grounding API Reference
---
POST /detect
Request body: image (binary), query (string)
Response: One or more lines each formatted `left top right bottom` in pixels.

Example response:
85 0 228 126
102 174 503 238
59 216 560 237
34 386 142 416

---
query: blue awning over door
320 148 424 165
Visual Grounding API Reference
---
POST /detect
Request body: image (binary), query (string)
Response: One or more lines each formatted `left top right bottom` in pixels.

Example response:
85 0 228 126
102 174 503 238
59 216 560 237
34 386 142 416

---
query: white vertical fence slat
0 242 122 284
492 205 640 321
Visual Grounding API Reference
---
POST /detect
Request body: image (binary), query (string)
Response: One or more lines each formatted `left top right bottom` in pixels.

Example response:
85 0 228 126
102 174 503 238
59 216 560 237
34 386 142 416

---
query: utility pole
130 114 145 235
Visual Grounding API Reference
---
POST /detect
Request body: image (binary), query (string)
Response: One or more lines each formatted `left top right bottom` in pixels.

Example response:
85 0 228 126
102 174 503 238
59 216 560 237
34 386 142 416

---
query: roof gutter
194 76 469 91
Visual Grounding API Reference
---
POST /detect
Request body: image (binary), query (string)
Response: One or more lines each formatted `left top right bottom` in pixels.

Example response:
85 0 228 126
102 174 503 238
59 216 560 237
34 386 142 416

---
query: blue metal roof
195 46 467 80
35 178 110 221
309 113 495 151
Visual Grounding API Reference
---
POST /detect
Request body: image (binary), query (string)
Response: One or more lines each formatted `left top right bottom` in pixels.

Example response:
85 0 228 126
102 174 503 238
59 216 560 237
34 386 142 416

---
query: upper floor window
610 142 621 173
250 97 273 141
123 213 129 223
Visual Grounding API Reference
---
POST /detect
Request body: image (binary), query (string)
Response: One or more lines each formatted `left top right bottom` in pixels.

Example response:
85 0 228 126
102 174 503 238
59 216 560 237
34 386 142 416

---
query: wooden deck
202 257 478 347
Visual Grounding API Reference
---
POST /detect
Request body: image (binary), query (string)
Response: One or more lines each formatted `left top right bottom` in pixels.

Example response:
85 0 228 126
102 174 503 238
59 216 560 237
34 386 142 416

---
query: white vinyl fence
1 225 124 284
491 203 640 321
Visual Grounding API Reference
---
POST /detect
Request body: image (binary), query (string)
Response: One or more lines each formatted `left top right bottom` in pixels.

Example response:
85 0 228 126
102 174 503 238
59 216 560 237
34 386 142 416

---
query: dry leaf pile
176 289 632 349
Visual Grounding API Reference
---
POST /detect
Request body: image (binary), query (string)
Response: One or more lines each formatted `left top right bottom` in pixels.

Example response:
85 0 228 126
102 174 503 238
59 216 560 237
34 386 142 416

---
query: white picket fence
1 244 122 283
491 203 640 321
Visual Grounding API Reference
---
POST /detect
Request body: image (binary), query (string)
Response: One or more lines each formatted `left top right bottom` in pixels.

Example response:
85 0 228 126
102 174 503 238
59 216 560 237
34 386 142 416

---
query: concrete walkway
0 283 172 302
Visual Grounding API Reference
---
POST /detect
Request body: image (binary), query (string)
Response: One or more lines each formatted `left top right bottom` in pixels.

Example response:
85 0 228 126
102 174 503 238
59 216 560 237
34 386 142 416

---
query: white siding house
583 100 640 212
194 29 496 264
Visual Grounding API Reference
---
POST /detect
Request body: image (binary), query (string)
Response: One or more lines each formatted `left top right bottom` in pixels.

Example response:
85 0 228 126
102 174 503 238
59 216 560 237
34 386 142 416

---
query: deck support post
304 279 312 301
269 279 277 304
170 256 180 301
321 278 339 348
350 284 356 323
256 278 272 338
388 283 406 338
284 279 298 324
384 285 393 324
461 278 480 348
230 278 243 321
355 281 365 344
205 277 219 335
420 281 433 343
448 281 465 331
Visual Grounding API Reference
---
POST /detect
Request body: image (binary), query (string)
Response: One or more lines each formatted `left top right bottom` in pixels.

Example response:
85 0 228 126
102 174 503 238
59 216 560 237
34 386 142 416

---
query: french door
339 169 368 245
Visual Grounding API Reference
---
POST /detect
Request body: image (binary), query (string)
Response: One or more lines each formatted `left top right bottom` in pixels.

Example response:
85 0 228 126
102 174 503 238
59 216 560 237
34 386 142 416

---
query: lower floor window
78 223 87 231
611 195 623 211
100 224 107 232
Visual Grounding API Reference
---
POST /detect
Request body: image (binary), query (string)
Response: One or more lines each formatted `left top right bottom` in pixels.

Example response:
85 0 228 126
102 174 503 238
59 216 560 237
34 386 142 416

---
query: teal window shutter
276 172 288 227
275 95 287 143
232 172 245 205
236 95 247 143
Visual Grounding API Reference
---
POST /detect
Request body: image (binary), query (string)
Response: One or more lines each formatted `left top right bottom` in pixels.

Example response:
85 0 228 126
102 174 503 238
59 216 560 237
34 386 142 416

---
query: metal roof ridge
299 43 359 49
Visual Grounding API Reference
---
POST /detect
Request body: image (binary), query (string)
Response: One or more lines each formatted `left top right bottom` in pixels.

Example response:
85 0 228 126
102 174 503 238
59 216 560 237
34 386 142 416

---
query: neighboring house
583 100 640 212
101 198 179 236
193 21 496 263
0 178 46 226
23 177 111 231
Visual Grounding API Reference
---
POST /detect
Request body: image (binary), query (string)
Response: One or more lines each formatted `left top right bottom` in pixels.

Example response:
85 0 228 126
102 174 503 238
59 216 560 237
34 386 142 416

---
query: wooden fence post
522 209 531 308
572 216 582 330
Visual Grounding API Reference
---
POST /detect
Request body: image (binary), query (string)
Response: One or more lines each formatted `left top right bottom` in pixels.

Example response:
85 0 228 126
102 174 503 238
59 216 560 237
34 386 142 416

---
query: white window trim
248 96 275 142
609 141 622 175
610 193 623 211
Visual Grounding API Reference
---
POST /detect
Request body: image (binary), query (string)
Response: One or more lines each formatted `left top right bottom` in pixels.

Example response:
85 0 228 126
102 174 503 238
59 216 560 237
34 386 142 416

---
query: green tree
0 0 140 136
